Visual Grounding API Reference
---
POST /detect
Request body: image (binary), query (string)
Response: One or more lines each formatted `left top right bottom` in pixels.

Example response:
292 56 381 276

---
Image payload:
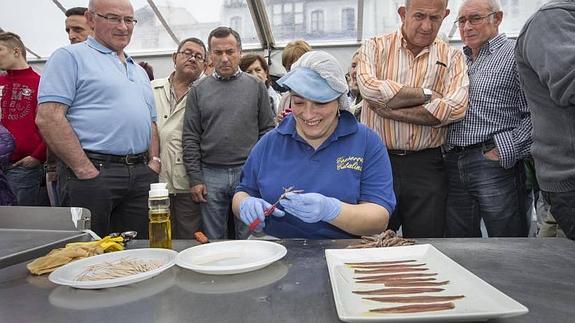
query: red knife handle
248 205 276 232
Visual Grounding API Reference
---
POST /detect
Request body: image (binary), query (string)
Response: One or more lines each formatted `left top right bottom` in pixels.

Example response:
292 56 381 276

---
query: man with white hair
444 0 532 237
357 0 469 238
36 0 159 237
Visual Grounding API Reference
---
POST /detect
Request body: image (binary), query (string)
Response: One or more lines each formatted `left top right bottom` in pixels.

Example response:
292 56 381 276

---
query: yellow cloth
27 236 124 275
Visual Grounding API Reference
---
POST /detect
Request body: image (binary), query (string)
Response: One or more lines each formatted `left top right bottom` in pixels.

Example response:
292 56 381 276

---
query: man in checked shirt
444 0 532 237
357 0 469 238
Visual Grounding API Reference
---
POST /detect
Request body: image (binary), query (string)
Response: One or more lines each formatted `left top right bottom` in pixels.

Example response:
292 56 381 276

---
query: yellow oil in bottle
148 183 172 249
149 210 172 249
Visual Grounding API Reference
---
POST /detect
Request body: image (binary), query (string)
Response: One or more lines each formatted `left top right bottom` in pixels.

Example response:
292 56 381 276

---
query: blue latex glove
279 192 341 223
239 197 285 229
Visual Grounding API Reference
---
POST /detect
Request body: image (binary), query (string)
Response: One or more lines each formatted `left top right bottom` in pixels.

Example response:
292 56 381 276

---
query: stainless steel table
0 238 574 323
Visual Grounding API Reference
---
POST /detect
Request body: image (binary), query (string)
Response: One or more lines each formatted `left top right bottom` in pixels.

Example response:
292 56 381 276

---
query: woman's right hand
239 197 285 227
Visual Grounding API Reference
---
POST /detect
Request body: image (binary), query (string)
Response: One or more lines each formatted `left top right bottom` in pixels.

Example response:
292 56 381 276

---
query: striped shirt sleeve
356 37 404 105
425 48 469 126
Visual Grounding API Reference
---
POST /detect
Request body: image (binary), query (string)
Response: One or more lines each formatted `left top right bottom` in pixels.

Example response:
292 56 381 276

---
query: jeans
200 164 247 239
387 148 447 238
5 165 43 206
542 191 575 240
445 147 528 237
62 160 158 237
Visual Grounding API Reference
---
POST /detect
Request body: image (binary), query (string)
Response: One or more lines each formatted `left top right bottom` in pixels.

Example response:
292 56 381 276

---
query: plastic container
148 183 172 249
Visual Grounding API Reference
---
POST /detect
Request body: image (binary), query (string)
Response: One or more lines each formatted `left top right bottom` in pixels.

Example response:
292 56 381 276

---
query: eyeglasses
95 12 137 25
455 12 496 26
177 51 205 62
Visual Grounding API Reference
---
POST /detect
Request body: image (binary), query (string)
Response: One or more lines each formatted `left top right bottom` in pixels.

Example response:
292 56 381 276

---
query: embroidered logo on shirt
336 156 363 171
21 87 32 97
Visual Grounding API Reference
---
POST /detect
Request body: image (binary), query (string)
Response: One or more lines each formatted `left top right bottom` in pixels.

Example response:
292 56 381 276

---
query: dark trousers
387 147 447 238
445 148 528 237
170 193 202 239
57 160 69 207
542 191 575 240
61 160 158 237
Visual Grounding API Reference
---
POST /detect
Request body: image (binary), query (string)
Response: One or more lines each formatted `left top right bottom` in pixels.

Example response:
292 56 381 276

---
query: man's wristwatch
151 156 161 164
422 88 433 104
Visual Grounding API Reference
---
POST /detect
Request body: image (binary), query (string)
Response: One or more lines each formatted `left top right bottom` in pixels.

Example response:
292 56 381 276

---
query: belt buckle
388 149 409 156
124 155 137 165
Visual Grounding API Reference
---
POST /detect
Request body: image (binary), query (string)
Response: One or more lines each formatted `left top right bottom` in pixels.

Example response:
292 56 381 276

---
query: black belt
450 139 495 153
388 149 417 156
85 151 148 165
387 147 440 156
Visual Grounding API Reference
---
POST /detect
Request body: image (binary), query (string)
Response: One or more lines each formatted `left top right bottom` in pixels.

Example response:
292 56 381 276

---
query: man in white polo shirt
36 0 159 237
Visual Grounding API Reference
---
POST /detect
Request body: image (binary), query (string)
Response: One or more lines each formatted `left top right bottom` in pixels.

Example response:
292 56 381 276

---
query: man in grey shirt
182 27 275 239
515 0 575 240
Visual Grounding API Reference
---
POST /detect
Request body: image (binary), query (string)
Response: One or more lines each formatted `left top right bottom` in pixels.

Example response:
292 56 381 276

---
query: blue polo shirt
237 110 396 239
38 37 156 155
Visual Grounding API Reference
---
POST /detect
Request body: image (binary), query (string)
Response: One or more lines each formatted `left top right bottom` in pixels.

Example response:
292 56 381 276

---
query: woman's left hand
279 192 341 223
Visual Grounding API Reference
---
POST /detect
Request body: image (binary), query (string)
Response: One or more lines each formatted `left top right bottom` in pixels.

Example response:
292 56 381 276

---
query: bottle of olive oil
148 183 172 249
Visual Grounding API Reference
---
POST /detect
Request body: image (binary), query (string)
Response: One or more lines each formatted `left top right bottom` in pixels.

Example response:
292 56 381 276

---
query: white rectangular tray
325 244 528 322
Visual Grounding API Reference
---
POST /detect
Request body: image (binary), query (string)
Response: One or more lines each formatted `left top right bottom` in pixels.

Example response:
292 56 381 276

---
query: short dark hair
0 31 26 59
138 61 154 81
239 53 270 86
177 37 207 57
208 26 242 51
65 7 88 17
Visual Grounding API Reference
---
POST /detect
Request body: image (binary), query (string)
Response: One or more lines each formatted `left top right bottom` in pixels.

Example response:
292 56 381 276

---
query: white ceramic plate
176 240 287 275
325 244 528 322
48 248 178 289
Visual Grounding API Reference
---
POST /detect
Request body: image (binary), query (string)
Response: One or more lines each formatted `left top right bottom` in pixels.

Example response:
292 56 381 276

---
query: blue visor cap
277 67 341 103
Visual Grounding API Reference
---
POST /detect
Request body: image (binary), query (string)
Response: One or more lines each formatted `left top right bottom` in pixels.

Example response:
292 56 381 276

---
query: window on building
225 0 243 5
230 16 242 31
311 10 324 34
270 1 305 37
511 0 519 16
342 8 355 32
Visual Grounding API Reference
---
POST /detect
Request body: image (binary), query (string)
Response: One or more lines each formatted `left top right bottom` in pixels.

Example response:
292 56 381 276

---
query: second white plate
176 240 287 275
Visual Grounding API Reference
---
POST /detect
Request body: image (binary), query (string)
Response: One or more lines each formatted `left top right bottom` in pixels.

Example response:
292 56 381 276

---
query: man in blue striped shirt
444 0 532 237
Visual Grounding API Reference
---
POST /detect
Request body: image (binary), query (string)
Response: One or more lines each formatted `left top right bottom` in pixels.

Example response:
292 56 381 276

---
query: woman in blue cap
232 51 396 239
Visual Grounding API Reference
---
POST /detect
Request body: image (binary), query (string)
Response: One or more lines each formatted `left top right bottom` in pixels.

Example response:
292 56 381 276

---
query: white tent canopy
0 0 551 77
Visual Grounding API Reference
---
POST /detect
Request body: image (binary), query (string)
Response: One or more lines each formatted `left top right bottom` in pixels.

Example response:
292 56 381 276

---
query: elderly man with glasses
36 0 159 238
444 0 532 237
151 37 207 239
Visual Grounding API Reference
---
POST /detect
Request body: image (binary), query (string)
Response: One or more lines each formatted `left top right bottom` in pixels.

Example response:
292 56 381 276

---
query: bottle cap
149 182 169 198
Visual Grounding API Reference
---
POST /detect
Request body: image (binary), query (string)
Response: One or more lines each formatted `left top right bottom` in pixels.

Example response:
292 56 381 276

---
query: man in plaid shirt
445 0 532 237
